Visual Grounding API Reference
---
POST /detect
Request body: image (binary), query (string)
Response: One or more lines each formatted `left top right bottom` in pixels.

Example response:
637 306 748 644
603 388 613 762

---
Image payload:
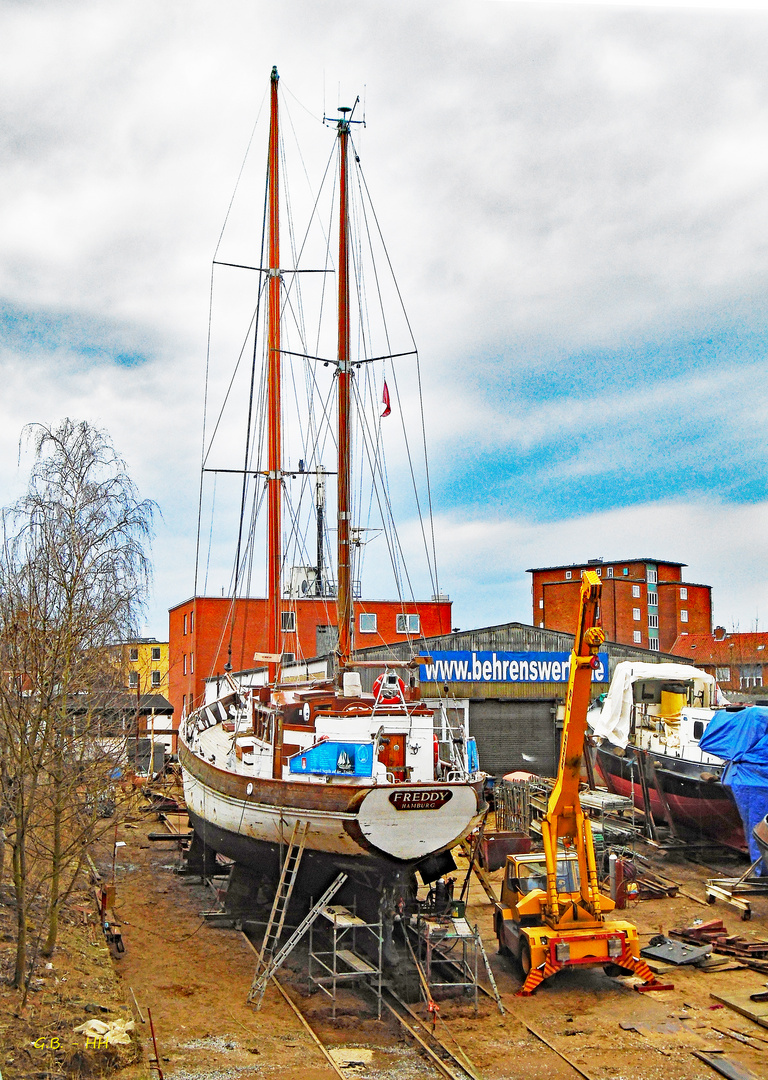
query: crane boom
495 569 661 994
540 569 605 925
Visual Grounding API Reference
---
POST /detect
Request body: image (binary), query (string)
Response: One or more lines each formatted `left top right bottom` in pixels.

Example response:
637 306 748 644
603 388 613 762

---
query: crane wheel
519 939 532 978
603 963 625 978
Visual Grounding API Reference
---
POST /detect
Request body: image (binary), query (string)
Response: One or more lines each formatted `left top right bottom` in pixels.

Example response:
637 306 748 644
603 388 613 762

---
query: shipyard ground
2 806 768 1080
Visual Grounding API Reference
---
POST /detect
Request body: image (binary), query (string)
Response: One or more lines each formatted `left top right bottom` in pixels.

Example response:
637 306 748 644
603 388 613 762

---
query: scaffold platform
308 902 383 1018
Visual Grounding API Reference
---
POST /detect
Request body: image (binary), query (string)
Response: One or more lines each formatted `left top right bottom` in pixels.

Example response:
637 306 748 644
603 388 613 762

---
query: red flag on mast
381 379 391 418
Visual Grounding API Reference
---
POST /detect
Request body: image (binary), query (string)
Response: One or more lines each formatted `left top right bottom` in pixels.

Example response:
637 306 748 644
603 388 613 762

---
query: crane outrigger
495 570 661 994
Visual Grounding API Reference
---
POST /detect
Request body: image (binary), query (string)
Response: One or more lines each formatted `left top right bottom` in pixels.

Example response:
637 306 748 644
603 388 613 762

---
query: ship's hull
596 742 746 852
754 816 768 867
179 738 486 877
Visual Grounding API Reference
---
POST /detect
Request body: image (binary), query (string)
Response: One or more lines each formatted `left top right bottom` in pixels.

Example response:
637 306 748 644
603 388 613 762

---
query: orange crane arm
540 570 606 924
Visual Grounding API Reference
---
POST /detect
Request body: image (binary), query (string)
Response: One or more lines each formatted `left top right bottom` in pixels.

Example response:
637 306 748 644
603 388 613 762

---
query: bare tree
0 419 154 987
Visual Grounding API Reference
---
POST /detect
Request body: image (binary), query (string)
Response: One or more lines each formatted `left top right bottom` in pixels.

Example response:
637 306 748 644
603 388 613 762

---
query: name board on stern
389 789 453 811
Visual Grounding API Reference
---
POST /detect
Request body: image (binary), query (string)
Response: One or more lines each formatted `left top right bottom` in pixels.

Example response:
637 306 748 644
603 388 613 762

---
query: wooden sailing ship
179 68 485 891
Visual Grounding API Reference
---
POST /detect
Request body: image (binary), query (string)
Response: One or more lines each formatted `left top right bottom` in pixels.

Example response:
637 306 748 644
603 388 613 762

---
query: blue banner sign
419 651 609 684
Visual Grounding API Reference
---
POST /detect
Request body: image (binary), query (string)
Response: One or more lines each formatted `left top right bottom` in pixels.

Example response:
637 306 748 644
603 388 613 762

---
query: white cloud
1 1 768 640
428 498 768 633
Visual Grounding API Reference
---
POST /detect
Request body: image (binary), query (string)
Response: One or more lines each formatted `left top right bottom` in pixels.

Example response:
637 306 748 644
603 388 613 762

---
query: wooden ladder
249 871 348 1007
248 820 309 1001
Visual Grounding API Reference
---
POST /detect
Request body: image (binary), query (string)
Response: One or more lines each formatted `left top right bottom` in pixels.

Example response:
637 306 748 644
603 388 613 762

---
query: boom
540 569 605 925
495 569 659 994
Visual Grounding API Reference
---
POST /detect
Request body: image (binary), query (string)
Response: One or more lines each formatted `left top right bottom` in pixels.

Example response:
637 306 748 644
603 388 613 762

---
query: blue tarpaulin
699 706 768 872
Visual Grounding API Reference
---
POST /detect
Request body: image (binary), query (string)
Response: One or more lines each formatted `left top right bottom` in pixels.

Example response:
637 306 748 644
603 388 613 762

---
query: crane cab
495 851 581 959
498 851 580 921
495 850 645 989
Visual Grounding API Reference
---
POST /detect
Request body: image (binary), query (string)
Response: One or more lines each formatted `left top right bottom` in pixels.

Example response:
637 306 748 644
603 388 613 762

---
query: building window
282 652 295 664
680 587 688 600
632 585 641 598
151 670 161 687
633 631 642 644
183 614 188 634
538 598 544 609
633 608 641 621
190 610 194 631
183 654 187 675
129 647 138 661
190 652 194 673
396 613 420 634
129 671 139 688
359 612 377 633
740 666 763 688
623 568 629 575
715 667 731 682
647 568 657 584
680 610 688 623
648 638 660 651
648 614 659 629
607 567 614 578
281 611 296 632
595 568 602 577
539 621 544 628
648 591 658 607
151 646 161 661
565 570 572 580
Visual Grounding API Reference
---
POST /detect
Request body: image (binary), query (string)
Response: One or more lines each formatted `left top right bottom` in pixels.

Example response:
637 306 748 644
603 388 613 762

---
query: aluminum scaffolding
415 914 479 1015
308 902 383 1018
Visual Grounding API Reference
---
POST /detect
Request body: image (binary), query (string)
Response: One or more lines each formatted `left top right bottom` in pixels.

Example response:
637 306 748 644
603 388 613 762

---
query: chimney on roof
587 558 604 565
714 626 727 641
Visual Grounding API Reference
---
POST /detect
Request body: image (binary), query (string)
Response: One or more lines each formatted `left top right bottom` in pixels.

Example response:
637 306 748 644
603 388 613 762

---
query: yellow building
120 638 170 696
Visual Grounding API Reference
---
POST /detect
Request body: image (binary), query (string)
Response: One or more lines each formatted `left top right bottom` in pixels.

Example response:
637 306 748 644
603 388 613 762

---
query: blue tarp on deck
699 706 768 872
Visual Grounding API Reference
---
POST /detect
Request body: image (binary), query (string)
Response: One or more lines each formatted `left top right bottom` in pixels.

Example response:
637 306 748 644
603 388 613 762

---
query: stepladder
249 871 348 1007
248 820 309 1000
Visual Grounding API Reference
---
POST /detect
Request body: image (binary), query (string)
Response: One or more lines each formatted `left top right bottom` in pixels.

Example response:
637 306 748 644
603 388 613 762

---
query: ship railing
186 694 241 739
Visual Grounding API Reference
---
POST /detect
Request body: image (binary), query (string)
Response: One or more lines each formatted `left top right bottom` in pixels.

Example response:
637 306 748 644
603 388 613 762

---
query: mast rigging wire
194 86 269 600
353 148 441 597
196 81 443 685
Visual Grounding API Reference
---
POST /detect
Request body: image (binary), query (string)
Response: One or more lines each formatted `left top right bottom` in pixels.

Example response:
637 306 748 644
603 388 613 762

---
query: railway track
238 924 482 1080
151 795 605 1080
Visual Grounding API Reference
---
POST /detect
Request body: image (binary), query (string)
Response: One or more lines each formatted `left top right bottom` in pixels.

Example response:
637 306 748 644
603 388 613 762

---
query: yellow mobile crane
495 570 660 995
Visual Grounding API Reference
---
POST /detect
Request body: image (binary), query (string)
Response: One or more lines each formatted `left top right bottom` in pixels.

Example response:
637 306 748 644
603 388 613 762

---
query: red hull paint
597 757 746 852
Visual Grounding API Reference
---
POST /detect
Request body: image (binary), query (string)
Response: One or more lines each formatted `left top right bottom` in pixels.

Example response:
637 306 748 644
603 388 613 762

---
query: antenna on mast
323 95 365 129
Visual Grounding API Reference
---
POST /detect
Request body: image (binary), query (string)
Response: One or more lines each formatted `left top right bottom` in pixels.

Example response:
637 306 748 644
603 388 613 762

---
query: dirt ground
4 798 768 1080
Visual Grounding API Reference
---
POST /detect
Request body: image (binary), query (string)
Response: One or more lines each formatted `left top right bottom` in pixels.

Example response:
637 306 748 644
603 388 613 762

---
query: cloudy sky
2 0 768 641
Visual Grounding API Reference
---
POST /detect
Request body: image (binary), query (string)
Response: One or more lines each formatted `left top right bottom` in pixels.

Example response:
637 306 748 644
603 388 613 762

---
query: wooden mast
336 108 352 673
267 66 282 690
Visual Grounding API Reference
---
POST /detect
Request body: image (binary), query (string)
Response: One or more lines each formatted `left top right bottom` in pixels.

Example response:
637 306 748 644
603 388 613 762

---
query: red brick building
671 627 768 694
168 595 452 721
528 558 711 653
